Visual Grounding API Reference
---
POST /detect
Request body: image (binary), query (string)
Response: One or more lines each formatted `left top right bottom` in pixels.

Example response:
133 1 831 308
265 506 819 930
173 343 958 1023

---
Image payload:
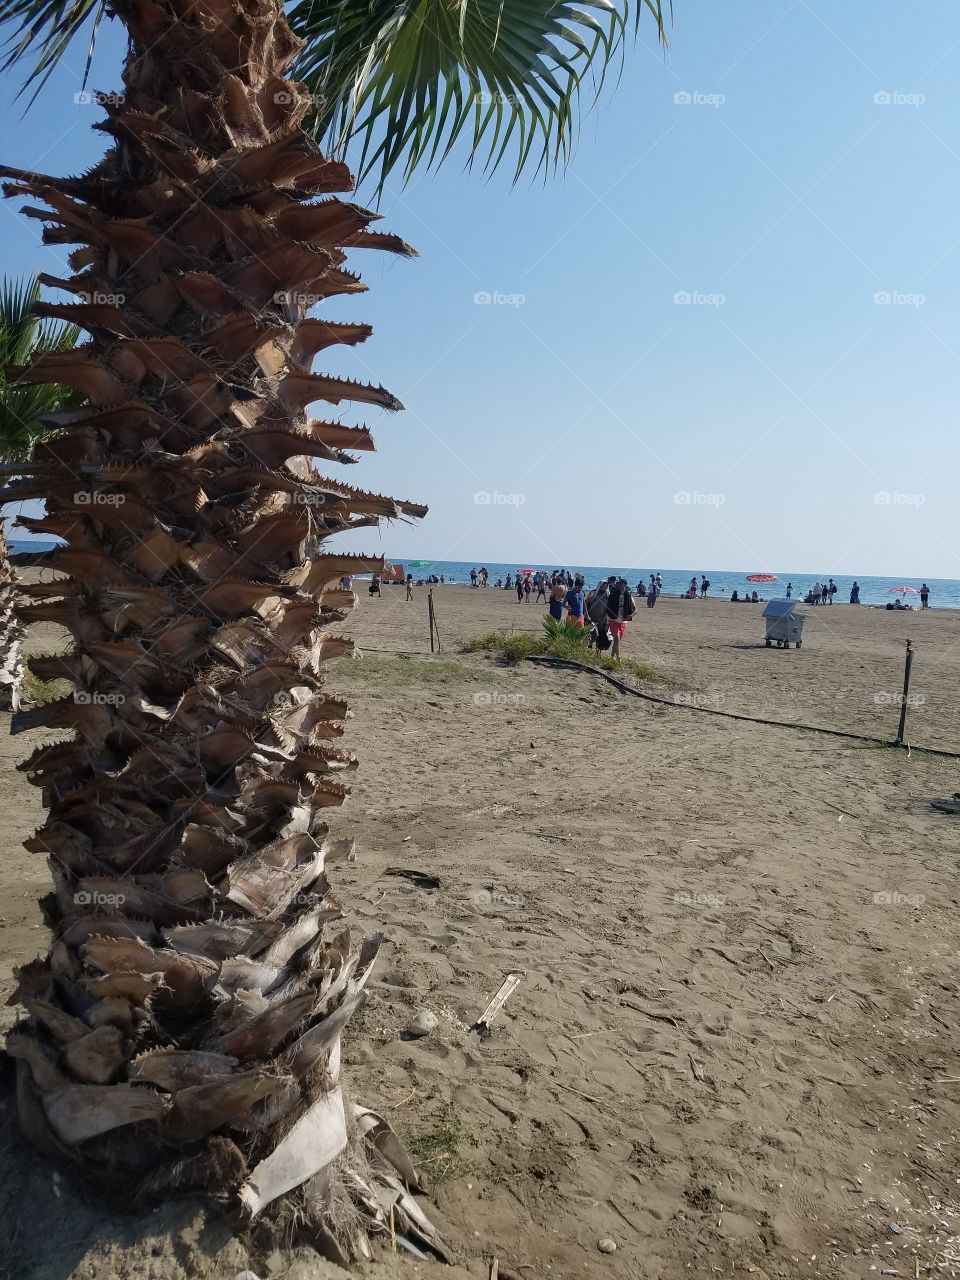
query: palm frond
0 0 669 187
0 0 105 101
0 275 80 463
290 0 669 188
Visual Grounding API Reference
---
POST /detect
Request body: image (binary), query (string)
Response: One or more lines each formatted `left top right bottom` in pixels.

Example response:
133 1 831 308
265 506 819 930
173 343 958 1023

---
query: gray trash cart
762 599 804 649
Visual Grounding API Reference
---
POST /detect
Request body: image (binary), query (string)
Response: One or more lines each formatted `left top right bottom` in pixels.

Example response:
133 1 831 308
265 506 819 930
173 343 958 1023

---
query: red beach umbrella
517 568 535 575
746 573 778 583
889 585 918 594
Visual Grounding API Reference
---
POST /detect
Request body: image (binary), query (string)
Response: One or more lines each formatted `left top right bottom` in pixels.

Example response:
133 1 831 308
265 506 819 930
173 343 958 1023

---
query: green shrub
461 623 656 683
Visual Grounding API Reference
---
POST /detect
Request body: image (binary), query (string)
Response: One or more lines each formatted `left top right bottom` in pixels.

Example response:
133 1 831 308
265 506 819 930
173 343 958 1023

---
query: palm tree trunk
0 518 24 710
0 0 435 1257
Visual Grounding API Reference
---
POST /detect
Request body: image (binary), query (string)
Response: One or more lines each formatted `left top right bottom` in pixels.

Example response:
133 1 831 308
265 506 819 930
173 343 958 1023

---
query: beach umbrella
889 585 918 594
746 573 778 583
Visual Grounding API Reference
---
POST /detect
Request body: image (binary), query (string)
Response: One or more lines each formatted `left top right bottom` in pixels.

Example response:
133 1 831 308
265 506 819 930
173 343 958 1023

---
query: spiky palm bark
0 518 24 708
0 0 435 1256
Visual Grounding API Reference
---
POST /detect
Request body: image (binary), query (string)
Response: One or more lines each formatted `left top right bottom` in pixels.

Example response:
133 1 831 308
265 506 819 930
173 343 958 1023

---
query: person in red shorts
606 577 636 659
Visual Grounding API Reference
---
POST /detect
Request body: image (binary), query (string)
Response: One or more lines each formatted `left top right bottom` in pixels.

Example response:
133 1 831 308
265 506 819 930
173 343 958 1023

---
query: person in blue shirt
564 585 586 627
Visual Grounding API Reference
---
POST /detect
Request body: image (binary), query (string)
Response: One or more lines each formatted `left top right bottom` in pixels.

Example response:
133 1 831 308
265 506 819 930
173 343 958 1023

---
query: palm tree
0 275 79 708
0 0 668 1257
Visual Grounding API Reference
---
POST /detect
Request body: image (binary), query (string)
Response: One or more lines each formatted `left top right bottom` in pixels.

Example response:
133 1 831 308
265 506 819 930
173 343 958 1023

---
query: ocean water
11 542 959 609
381 559 960 610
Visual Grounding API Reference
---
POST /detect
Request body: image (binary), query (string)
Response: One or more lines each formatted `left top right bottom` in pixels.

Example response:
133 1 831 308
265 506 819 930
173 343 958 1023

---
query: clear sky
1 1 958 577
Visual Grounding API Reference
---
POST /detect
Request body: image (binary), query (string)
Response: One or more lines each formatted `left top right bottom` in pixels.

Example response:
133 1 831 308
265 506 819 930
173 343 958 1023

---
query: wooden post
894 638 914 746
428 589 437 653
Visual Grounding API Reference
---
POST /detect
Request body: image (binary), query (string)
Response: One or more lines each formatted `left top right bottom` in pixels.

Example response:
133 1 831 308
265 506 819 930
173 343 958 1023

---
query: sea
376 559 960 610
11 543 960 609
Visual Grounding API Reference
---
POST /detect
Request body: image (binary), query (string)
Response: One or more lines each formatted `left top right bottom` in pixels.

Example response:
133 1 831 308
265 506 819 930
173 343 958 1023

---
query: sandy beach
3 585 960 1279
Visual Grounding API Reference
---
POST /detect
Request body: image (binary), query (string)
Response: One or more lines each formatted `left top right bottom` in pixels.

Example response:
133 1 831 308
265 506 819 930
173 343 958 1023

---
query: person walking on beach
647 574 658 607
828 578 837 604
369 573 382 597
850 581 860 604
785 582 792 599
607 577 636 659
523 575 532 603
812 580 822 605
535 574 547 603
549 580 565 621
588 581 611 650
700 575 710 599
405 573 413 601
655 572 663 592
564 581 586 627
470 567 478 587
516 576 525 603
921 583 931 608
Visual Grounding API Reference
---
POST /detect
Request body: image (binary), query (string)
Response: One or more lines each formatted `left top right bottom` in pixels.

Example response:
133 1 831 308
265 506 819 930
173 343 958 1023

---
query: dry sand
3 585 960 1280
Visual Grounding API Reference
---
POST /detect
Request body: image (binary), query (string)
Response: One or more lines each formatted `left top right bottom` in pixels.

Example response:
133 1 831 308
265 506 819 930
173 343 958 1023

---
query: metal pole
428 589 435 653
894 638 914 746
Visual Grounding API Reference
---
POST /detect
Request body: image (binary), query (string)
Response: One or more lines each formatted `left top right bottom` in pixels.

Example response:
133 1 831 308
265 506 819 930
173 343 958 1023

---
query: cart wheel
765 639 772 647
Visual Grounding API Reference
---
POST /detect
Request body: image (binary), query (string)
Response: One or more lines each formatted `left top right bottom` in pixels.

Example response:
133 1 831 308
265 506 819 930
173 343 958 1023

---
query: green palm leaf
291 0 669 187
0 0 669 187
0 275 80 464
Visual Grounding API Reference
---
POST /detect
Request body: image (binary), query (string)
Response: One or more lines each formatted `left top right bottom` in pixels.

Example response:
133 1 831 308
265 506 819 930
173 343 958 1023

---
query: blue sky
1 1 959 576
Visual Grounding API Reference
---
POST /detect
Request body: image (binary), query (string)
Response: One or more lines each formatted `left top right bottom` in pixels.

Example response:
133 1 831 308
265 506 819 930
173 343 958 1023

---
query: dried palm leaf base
0 520 24 710
1 0 436 1257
